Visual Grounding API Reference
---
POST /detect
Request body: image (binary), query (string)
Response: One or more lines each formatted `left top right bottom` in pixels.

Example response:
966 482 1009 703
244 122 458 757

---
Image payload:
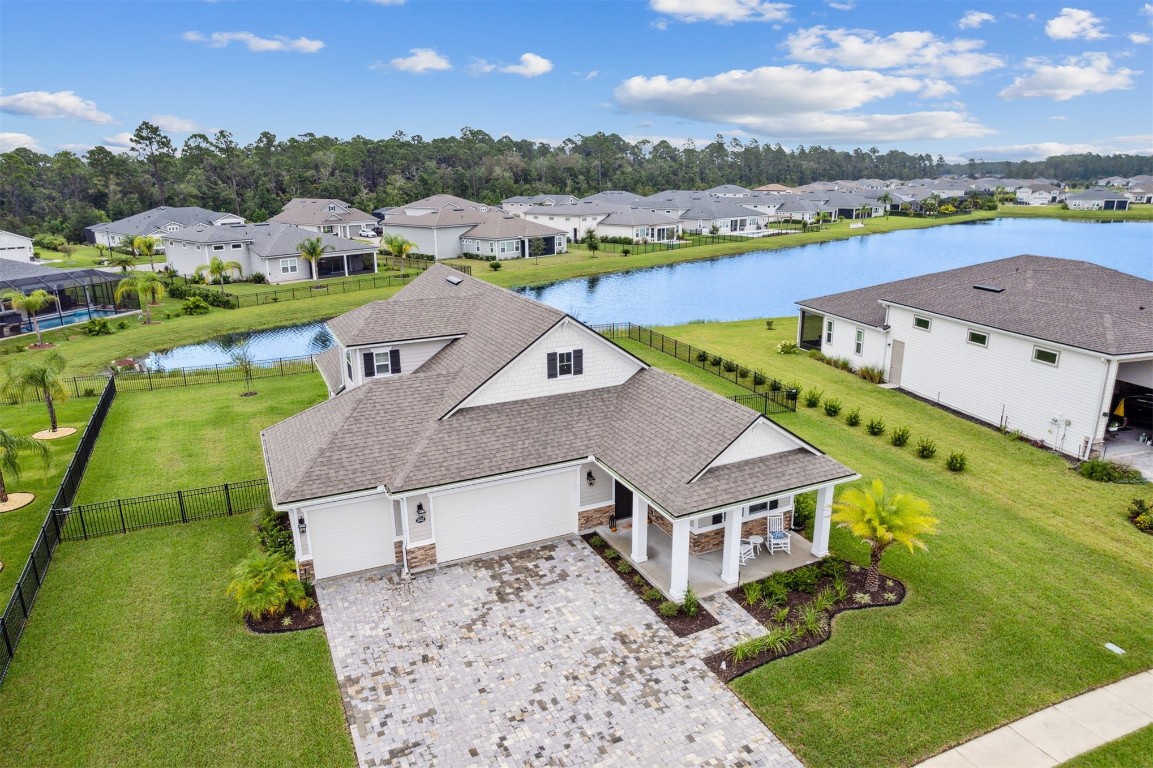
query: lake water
148 218 1151 366
516 218 1153 325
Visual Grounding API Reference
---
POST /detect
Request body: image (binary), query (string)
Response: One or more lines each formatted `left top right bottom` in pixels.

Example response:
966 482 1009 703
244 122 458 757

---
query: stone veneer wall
394 540 404 563
407 543 437 570
647 505 793 554
579 503 615 531
297 559 315 583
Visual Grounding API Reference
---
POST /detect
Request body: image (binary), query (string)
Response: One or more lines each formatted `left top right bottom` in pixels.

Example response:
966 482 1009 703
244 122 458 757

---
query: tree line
2 121 1150 243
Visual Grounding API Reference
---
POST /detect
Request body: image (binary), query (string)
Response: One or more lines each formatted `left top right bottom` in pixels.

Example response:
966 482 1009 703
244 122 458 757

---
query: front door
614 481 633 522
889 340 905 387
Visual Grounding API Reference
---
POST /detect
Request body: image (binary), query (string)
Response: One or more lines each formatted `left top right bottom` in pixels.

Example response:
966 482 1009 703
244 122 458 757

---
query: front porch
600 522 818 599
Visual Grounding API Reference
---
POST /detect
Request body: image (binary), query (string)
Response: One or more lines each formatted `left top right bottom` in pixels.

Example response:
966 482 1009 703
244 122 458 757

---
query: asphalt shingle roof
268 199 376 227
86 206 236 238
166 223 372 258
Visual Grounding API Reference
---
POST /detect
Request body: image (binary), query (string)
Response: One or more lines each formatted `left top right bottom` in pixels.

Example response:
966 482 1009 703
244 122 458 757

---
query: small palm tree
857 203 872 220
296 236 334 282
0 428 50 504
831 479 939 592
378 233 414 272
878 192 893 215
119 235 138 258
815 211 831 230
195 256 243 291
107 252 136 272
227 549 313 620
2 352 69 433
115 271 167 324
1 288 58 347
133 235 158 272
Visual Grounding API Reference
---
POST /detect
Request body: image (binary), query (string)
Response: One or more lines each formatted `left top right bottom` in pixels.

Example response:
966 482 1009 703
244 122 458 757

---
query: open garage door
433 469 577 563
307 498 395 579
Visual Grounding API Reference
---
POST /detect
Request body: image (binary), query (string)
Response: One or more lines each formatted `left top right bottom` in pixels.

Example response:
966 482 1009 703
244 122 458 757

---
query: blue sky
1 0 1151 163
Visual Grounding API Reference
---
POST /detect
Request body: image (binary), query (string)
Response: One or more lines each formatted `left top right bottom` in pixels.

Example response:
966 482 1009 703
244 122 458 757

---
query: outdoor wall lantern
297 514 307 535
415 502 427 524
586 470 596 486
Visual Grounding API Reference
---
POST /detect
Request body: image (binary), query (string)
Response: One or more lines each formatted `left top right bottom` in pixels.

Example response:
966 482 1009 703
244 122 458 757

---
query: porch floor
598 522 820 600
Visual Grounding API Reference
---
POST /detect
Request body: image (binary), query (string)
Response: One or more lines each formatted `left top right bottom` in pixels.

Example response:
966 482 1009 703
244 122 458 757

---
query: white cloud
1049 115 1070 121
501 53 553 77
958 11 994 29
390 48 452 73
999 53 1137 100
784 26 1004 78
573 70 598 80
468 58 497 75
0 132 42 152
365 0 405 4
182 31 324 53
150 115 199 132
964 136 1153 160
101 132 135 148
0 90 114 123
828 1 854 10
1143 3 1153 15
57 143 96 153
649 0 791 24
1044 8 1107 40
1130 33 1151 44
613 65 992 141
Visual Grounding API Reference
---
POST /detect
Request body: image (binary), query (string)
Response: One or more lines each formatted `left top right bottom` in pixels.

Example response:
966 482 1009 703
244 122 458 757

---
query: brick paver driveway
317 538 801 767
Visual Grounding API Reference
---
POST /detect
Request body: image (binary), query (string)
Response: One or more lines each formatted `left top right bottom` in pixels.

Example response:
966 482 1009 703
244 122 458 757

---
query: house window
825 320 834 344
279 258 298 274
499 240 521 254
913 316 931 331
556 236 563 248
321 225 334 234
1033 347 1059 366
546 348 583 378
231 243 242 250
854 329 864 355
327 204 336 212
967 330 988 347
363 349 401 378
213 244 224 251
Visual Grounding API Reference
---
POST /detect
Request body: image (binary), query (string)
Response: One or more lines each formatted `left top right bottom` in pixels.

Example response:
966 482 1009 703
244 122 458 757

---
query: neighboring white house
522 201 681 242
1065 189 1131 211
262 264 857 597
163 222 377 283
796 255 1153 459
0 230 34 263
85 206 245 248
378 195 567 259
1015 183 1063 206
268 199 377 239
500 194 579 215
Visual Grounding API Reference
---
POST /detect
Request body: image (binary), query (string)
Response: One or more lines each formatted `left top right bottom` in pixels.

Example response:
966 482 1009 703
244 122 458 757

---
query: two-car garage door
308 498 395 580
433 469 577 563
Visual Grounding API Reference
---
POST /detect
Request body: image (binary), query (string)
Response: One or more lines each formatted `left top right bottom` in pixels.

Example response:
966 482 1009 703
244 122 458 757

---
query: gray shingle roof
268 199 376 227
86 206 237 237
264 264 855 513
797 255 1153 355
165 223 372 258
314 346 344 393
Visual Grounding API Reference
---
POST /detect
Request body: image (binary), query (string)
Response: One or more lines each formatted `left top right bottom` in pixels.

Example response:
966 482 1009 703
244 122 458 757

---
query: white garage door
433 469 577 563
308 498 395 579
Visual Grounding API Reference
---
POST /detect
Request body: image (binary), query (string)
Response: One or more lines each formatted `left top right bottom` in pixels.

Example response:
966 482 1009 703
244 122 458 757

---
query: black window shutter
362 352 375 378
573 348 584 375
546 352 558 379
389 348 401 374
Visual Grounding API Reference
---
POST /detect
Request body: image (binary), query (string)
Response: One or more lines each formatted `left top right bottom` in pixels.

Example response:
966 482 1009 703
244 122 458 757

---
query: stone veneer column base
578 504 615 531
297 559 315 583
406 543 437 571
394 540 404 563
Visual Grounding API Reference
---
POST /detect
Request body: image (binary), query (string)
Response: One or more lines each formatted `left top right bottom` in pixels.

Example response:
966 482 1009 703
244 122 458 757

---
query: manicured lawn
0 399 96 604
0 513 355 767
614 321 1153 768
36 244 168 269
75 374 327 503
1058 724 1153 767
997 203 1153 221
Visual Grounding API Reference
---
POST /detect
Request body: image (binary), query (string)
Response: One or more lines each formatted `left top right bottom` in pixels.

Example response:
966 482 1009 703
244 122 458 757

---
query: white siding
461 320 643 409
302 494 395 579
344 338 453 389
887 306 1108 455
1117 360 1153 389
708 419 804 469
379 224 472 259
579 462 613 507
0 230 34 263
820 314 887 371
406 492 433 543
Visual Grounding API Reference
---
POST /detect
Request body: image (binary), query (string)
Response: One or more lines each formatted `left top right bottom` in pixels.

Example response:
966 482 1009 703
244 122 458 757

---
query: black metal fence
569 229 806 257
0 376 117 685
593 322 797 414
57 479 270 541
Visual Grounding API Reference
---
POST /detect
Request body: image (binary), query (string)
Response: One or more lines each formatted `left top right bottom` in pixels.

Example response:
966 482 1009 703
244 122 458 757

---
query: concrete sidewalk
916 670 1153 767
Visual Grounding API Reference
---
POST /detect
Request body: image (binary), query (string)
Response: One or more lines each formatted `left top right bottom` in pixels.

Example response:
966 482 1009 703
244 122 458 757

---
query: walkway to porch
599 522 819 599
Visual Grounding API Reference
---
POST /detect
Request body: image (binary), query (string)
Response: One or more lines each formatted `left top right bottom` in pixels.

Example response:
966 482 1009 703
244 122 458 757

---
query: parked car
358 227 377 237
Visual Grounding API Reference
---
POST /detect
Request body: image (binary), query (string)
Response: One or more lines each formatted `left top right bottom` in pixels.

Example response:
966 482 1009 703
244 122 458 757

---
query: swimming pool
24 307 120 332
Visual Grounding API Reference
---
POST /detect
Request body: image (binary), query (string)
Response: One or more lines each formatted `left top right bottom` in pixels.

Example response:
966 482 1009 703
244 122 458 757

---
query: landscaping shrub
772 606 792 625
763 624 799 653
823 398 842 417
916 438 938 459
616 560 633 574
1079 459 1146 484
709 355 722 367
890 426 911 446
797 604 828 637
730 636 767 663
182 296 211 315
845 407 861 427
857 365 886 383
696 350 708 363
769 378 783 392
737 366 749 379
226 550 313 620
249 271 267 284
620 248 631 257
787 565 820 594
257 507 295 559
588 534 605 548
777 341 800 354
116 319 130 330
642 587 662 601
488 261 502 271
658 600 680 617
812 587 838 613
632 574 645 586
82 317 113 336
866 418 886 436
946 451 968 472
803 389 823 408
722 360 737 373
793 491 815 532
1129 498 1153 532
602 548 619 560
817 556 846 579
752 370 767 386
682 587 700 617
741 580 764 606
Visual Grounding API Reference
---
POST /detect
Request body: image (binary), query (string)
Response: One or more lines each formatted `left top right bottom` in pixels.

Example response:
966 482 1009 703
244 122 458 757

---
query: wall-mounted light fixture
415 502 426 524
297 514 307 535
586 470 596 486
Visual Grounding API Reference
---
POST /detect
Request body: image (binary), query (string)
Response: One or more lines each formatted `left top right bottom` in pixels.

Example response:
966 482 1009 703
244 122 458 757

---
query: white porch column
630 494 648 563
669 517 691 601
811 484 835 557
342 253 349 277
720 507 742 585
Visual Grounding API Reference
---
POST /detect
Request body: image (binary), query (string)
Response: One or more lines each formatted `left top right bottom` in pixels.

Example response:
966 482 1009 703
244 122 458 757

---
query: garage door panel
309 498 394 579
434 471 577 563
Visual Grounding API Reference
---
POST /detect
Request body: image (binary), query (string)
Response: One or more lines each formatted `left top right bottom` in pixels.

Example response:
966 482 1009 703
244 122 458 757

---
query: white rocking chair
739 542 757 565
767 515 791 555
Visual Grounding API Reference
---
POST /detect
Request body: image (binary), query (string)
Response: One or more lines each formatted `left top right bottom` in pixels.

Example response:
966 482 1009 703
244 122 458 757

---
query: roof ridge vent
973 284 1004 293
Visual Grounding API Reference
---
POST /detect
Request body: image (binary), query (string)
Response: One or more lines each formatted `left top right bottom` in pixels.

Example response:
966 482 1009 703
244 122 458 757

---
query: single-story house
378 195 567 259
84 206 245 248
1065 190 1131 211
796 255 1153 458
0 230 34 263
262 265 857 597
163 223 377 283
268 199 377 240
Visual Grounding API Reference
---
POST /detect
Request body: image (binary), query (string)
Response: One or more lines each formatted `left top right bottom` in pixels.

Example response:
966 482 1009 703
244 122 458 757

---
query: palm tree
831 479 939 592
0 426 50 571
856 203 872 220
119 234 138 258
296 236 334 282
107 252 136 272
2 352 69 433
0 428 50 504
814 211 831 231
878 192 893 215
115 271 167 324
194 256 243 291
1 288 58 347
378 233 414 272
133 235 158 272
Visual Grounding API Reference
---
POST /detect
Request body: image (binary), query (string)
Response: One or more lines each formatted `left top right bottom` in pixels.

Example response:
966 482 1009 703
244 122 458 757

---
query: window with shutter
389 348 401 374
572 348 583 376
362 352 375 378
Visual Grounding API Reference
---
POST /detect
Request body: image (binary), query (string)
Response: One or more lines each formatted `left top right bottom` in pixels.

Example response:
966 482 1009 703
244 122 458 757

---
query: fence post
29 548 41 587
182 367 187 386
215 364 222 384
224 483 233 516
72 378 80 398
117 499 126 534
279 358 285 376
0 617 12 657
79 507 88 540
147 367 153 391
16 584 27 617
178 490 188 523
50 506 62 542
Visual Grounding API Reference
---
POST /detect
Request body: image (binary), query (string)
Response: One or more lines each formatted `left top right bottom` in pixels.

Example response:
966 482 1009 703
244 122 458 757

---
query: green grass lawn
614 320 1153 768
1058 724 1153 767
997 203 1153 221
0 399 96 604
0 513 354 767
36 244 168 269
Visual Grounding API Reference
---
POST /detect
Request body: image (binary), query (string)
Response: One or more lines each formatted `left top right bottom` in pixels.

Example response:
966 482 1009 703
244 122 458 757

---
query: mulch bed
703 564 906 682
581 533 719 636
246 601 324 633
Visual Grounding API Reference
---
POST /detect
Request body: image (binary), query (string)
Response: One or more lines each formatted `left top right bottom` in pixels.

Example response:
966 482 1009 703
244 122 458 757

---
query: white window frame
825 319 834 344
967 329 989 347
279 258 298 275
321 225 334 234
854 328 864 356
913 315 932 331
556 348 574 377
373 350 394 376
1032 346 1059 366
230 242 242 250
212 244 225 251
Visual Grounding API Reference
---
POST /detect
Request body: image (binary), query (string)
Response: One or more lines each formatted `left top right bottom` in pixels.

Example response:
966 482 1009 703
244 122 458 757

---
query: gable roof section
268 199 375 226
327 294 479 347
166 222 372 258
87 206 237 237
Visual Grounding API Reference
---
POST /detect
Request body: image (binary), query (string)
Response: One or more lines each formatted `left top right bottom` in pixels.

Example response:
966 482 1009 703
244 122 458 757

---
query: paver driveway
317 538 801 767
